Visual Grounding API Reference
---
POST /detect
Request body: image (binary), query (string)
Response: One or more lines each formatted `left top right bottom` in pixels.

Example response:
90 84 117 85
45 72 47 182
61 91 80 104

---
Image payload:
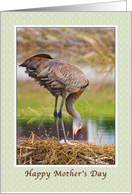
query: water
87 117 115 144
17 116 115 144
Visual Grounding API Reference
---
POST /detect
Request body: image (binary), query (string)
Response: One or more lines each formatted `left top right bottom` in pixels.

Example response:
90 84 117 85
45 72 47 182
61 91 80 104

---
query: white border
14 25 117 168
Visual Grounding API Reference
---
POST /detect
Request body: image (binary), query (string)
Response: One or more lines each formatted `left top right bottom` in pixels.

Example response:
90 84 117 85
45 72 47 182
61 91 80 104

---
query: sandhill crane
19 54 89 142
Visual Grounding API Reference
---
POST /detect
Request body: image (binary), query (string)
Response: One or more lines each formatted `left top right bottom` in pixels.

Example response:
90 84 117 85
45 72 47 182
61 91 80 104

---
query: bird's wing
37 59 89 89
20 54 89 91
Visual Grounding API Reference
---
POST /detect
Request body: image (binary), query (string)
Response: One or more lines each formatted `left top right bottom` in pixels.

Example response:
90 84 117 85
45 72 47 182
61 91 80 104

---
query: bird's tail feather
81 82 89 89
19 53 53 68
19 63 26 67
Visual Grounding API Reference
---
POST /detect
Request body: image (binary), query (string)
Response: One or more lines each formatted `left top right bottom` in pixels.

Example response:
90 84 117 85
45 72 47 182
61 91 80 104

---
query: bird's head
73 114 83 140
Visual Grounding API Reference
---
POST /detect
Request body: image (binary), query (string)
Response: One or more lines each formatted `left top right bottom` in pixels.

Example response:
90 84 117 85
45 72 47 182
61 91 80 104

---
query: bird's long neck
65 89 84 119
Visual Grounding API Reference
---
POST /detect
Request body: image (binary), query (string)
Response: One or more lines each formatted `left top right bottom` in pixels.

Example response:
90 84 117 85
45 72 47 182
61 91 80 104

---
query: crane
19 54 89 142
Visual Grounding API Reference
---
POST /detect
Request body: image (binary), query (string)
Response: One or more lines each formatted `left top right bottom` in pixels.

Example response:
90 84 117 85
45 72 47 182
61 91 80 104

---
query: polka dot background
1 12 131 192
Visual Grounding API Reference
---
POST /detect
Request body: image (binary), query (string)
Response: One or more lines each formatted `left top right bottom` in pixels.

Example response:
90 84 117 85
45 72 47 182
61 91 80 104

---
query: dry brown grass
17 132 115 165
17 27 115 68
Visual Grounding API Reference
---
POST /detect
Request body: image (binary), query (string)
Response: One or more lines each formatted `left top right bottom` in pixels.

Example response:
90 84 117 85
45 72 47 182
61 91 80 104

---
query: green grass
17 81 115 120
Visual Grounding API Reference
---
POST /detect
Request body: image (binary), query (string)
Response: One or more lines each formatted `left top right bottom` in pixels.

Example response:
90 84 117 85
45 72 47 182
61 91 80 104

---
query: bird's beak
73 133 77 140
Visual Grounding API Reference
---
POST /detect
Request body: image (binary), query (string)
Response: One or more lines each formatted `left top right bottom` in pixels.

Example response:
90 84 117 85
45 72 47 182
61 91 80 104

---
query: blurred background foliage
17 27 115 70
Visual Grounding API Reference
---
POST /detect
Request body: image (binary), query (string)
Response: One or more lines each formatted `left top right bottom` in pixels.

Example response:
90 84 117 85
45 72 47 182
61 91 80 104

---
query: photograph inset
17 27 115 165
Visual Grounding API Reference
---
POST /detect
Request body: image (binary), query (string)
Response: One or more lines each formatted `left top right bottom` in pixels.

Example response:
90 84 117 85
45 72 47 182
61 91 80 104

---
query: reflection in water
17 117 115 145
17 120 88 142
88 117 115 144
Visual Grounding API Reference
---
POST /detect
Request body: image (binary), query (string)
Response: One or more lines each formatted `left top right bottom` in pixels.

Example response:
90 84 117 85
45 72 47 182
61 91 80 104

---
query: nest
17 132 115 165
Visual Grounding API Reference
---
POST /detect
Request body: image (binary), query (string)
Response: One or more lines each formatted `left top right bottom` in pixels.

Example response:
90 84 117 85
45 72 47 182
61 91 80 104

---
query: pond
17 116 115 145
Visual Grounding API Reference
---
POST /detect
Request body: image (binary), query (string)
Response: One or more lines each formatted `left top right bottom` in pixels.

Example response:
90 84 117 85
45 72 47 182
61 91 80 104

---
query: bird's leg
53 97 60 141
58 99 66 142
